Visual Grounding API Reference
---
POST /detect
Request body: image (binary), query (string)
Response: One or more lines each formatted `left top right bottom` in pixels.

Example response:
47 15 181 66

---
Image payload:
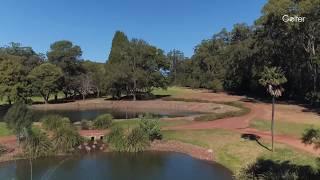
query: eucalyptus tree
82 61 105 97
47 40 84 99
79 73 94 100
28 63 63 104
167 49 185 84
0 43 42 104
0 56 25 104
259 67 287 151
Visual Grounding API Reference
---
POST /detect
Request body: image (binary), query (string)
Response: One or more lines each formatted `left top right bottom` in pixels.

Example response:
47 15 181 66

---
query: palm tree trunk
30 158 33 180
271 96 275 152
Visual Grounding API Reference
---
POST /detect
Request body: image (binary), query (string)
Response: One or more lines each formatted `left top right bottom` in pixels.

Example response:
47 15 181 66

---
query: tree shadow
241 133 272 151
300 104 320 116
238 158 320 179
104 94 170 101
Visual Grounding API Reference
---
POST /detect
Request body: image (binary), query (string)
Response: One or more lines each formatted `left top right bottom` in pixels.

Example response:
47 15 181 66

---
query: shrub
139 118 162 141
93 114 113 129
107 126 149 152
0 144 8 156
305 91 320 107
126 127 149 152
23 129 53 159
236 158 319 180
107 126 127 151
80 120 90 130
4 102 33 142
41 115 70 131
52 125 84 153
210 79 223 92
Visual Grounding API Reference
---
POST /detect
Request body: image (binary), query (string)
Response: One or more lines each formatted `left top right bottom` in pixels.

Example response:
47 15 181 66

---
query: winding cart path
167 98 319 155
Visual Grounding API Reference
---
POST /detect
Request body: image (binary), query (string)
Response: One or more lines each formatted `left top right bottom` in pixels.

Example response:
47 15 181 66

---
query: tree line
0 41 106 104
0 0 319 105
171 0 319 105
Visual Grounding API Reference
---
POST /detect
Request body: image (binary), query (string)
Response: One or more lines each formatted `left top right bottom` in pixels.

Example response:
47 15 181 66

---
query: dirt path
167 101 320 155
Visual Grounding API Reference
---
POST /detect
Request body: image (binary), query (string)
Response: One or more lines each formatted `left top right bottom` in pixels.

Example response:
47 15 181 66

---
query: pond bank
31 99 240 116
0 139 215 166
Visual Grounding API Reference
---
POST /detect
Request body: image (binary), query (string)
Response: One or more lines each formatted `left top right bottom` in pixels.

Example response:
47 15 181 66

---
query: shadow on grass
104 94 170 101
241 133 272 151
237 158 320 179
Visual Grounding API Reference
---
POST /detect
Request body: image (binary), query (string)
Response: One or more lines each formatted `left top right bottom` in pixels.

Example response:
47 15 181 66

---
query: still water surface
0 152 232 180
0 108 199 122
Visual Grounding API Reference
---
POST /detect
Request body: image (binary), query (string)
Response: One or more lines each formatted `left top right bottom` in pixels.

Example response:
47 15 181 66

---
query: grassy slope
113 118 192 129
152 86 191 96
163 129 318 173
112 118 317 174
153 87 249 121
250 119 320 138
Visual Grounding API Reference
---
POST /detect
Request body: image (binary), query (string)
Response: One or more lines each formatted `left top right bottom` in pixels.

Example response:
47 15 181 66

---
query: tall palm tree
259 67 287 152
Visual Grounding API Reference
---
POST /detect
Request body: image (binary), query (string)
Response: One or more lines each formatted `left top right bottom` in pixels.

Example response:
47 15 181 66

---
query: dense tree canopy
28 63 63 104
47 40 84 99
105 32 169 100
172 0 319 105
0 43 43 104
0 0 318 106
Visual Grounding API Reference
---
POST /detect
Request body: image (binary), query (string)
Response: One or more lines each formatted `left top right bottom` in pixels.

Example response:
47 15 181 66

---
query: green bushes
23 128 53 159
93 114 113 129
210 79 223 92
139 118 162 141
107 126 149 152
80 119 90 130
126 127 149 152
4 102 33 142
41 114 83 153
107 126 127 151
41 115 70 131
52 125 83 153
236 158 320 180
305 91 320 107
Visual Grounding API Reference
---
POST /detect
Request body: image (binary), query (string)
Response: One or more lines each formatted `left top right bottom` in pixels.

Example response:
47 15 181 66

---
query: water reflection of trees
13 157 69 179
107 152 166 179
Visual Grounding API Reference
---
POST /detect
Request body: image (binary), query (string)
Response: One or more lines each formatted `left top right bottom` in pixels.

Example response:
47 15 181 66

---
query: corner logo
282 15 306 23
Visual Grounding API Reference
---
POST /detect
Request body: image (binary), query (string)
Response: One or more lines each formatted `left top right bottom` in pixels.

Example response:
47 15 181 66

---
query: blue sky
0 0 266 62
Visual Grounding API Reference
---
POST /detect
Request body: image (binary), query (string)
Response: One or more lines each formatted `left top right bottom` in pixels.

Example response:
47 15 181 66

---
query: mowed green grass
152 86 191 96
113 118 192 129
0 122 12 136
162 129 318 173
112 119 318 173
0 92 65 105
250 119 320 138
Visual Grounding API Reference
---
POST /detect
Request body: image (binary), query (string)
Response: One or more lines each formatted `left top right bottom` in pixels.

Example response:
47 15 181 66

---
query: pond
0 107 199 122
0 152 233 180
